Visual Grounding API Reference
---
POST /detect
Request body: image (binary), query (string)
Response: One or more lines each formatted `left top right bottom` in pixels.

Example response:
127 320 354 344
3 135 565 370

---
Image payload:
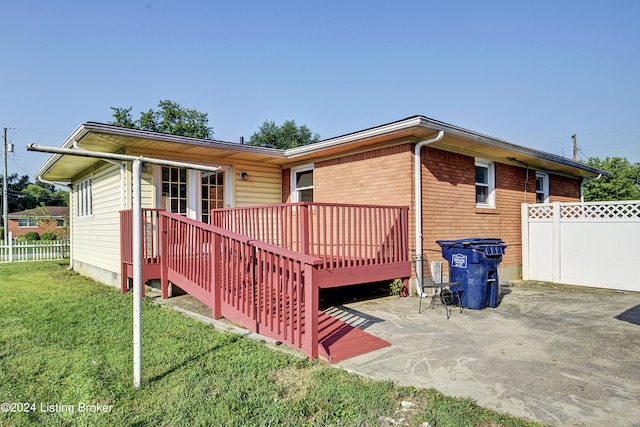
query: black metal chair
414 254 462 319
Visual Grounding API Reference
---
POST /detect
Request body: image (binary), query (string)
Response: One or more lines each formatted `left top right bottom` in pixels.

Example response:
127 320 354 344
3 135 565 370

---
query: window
18 218 38 227
475 159 495 207
76 177 92 217
291 165 313 202
161 167 188 216
201 170 225 224
536 172 549 203
56 218 65 227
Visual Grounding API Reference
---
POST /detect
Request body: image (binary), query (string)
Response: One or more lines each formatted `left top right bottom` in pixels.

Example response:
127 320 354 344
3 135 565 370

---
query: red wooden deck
120 203 409 362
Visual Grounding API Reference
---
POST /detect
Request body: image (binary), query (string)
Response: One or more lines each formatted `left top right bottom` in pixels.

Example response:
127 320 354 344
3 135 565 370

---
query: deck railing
211 202 409 270
121 209 323 358
120 209 163 294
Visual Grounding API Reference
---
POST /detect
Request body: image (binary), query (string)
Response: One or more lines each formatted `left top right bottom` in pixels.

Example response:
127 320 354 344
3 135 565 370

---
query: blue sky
1 0 638 180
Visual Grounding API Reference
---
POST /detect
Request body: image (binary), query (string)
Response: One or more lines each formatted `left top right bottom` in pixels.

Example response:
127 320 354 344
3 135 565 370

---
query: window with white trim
535 172 549 203
291 165 313 202
76 177 92 217
475 159 495 207
18 218 38 227
161 167 188 216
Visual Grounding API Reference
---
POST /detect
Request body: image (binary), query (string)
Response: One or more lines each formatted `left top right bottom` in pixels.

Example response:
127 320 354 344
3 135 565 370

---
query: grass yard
0 262 544 427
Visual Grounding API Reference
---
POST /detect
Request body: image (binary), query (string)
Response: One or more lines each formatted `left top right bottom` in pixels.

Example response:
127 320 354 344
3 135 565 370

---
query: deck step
317 310 389 363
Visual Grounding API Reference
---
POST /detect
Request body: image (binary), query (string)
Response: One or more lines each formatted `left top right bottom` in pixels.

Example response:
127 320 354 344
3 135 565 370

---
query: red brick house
36 115 605 287
7 206 69 239
34 115 607 360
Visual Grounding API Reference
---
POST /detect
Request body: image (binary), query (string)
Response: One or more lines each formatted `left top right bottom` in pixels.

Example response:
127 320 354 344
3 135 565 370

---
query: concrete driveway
335 281 640 426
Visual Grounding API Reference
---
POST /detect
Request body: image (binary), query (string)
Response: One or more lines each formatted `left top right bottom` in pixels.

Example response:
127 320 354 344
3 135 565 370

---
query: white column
132 159 143 389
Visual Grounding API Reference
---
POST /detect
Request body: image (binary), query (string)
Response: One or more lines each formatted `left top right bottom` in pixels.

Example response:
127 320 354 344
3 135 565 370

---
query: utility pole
2 127 8 244
572 134 578 161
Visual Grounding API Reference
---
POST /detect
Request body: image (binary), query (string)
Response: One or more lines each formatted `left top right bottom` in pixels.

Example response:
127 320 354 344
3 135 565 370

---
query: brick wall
282 143 582 279
314 144 414 207
8 219 63 239
550 174 581 202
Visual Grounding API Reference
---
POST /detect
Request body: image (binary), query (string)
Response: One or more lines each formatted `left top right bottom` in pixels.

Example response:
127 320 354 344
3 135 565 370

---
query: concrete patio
152 281 640 426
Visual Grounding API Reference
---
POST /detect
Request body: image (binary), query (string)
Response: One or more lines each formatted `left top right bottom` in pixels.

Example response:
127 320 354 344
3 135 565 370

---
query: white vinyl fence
0 237 70 263
522 200 640 292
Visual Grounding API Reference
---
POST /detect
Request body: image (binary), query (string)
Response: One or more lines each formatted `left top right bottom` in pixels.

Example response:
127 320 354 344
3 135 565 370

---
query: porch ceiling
39 122 286 181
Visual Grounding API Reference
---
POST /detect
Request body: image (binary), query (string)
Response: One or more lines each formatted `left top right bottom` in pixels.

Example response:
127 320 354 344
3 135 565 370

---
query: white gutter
580 174 602 202
414 131 445 297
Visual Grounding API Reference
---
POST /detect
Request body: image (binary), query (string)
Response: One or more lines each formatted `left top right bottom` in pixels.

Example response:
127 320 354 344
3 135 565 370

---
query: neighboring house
35 116 607 289
7 206 69 239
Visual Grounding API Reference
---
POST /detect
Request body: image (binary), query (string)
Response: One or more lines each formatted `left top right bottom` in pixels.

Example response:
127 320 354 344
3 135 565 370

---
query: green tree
110 100 214 139
248 119 320 149
0 175 69 213
22 183 69 207
582 156 640 201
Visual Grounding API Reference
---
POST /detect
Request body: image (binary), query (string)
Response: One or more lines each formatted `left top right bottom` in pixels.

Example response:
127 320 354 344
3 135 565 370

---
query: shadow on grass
146 342 228 384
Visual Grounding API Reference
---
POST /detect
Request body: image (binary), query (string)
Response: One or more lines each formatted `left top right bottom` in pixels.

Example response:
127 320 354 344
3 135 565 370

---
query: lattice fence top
529 205 553 220
528 201 640 221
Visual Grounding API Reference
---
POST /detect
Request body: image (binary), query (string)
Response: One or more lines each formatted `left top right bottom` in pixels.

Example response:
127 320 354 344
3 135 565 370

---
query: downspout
580 174 602 202
36 176 73 269
414 130 445 297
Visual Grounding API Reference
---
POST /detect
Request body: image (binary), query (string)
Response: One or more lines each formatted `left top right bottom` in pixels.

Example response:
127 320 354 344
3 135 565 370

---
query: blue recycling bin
436 238 507 309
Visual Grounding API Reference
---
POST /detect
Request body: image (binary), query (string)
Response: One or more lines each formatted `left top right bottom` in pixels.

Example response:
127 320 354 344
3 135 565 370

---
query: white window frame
18 218 38 228
475 159 495 208
198 166 233 224
535 172 549 203
290 164 314 203
156 166 233 222
76 177 93 218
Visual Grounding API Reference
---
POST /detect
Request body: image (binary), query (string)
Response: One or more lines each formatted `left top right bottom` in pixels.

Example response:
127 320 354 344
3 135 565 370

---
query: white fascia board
79 122 287 158
284 116 425 158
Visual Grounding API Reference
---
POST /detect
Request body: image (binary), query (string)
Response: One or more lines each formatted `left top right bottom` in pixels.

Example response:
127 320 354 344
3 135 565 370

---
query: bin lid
437 238 507 256
437 238 504 248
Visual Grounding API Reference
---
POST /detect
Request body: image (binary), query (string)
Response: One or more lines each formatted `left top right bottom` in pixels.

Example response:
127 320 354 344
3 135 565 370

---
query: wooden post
160 213 169 299
303 263 318 359
211 233 222 319
300 204 310 255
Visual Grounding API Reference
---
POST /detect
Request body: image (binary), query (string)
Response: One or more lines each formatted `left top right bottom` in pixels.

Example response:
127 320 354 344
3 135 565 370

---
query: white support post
132 158 143 389
25 143 221 390
521 203 529 280
8 231 13 263
552 202 561 283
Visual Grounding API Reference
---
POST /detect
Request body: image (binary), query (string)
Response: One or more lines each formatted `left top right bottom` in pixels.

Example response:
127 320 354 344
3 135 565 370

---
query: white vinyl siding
233 160 282 206
72 164 123 275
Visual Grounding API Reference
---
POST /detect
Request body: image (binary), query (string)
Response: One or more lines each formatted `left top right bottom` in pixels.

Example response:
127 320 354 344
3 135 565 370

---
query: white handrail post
133 159 143 389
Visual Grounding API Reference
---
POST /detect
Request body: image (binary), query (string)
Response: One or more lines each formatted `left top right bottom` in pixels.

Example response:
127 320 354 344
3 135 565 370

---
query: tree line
1 173 69 213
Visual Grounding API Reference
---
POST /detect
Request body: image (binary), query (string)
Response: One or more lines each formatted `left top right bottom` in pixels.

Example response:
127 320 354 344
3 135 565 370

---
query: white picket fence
522 200 640 292
0 238 70 263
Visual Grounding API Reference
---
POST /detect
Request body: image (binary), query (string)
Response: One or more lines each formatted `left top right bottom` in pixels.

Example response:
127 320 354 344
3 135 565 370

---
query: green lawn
0 262 544 427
